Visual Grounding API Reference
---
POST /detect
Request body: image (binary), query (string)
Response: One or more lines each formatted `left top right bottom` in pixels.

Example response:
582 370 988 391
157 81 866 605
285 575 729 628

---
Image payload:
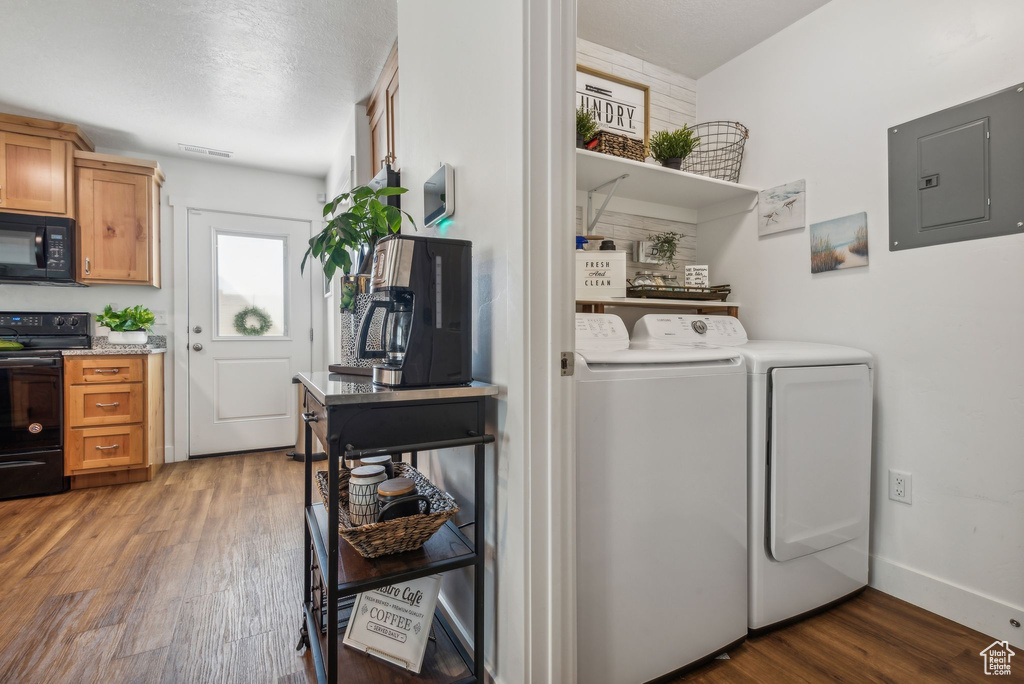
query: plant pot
338 274 371 313
108 330 148 345
577 134 586 149
661 157 683 170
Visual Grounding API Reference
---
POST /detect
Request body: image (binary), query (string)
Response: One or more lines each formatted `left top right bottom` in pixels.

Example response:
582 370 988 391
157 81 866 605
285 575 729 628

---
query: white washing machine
631 314 873 632
575 314 748 684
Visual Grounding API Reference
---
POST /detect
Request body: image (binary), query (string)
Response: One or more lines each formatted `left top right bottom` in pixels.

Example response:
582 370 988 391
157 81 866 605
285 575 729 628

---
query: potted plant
649 126 699 169
301 184 417 290
576 106 601 149
95 304 155 345
302 184 416 368
651 231 680 267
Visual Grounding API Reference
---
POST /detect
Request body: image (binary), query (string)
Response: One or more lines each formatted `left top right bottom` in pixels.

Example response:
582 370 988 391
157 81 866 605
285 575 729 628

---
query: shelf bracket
586 173 629 235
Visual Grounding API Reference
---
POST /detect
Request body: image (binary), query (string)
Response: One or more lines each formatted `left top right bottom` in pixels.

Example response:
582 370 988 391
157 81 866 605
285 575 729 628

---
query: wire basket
680 121 749 183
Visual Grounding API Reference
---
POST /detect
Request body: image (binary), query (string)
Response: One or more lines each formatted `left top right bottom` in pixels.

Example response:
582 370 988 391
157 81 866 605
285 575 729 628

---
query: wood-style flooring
0 451 1010 683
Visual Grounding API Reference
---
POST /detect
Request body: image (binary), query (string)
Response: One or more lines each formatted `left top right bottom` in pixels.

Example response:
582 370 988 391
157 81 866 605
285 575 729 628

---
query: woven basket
315 462 459 559
591 131 646 162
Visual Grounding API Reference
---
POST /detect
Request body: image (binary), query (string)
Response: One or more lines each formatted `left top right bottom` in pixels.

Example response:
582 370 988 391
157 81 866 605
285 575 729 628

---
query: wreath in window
234 306 273 336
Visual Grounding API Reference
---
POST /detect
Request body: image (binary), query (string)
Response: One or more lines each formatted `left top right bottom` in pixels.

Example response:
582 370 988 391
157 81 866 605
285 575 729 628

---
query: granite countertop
62 335 168 356
297 371 498 406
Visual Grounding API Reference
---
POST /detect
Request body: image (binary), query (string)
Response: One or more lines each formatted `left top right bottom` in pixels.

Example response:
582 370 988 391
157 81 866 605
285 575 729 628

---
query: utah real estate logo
979 640 1015 676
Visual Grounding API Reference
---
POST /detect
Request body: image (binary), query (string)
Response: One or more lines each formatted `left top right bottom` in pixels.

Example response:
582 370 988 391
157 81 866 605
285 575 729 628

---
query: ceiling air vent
178 143 233 159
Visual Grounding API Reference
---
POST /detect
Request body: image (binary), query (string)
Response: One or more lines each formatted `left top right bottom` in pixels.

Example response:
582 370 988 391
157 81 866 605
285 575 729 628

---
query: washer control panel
632 314 748 347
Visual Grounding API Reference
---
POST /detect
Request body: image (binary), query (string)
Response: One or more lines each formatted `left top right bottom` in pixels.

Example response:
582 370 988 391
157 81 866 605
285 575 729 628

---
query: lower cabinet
64 354 164 489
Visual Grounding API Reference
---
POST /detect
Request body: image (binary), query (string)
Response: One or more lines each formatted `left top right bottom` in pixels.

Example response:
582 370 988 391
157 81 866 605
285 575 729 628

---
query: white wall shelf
576 149 759 223
576 297 740 316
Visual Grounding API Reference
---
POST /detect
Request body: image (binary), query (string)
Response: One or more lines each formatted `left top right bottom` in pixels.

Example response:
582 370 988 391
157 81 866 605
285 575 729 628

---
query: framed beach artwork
810 212 869 273
758 179 806 236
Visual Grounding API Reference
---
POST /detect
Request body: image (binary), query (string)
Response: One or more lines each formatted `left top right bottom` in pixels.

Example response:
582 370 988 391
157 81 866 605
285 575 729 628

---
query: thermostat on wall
424 163 455 226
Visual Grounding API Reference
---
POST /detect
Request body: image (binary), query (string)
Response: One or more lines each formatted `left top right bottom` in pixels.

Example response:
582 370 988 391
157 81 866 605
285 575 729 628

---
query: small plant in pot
651 231 681 267
576 106 601 149
96 305 155 345
649 125 699 169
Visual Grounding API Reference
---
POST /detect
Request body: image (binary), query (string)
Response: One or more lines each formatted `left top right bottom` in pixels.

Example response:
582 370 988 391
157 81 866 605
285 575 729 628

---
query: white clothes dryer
632 314 873 632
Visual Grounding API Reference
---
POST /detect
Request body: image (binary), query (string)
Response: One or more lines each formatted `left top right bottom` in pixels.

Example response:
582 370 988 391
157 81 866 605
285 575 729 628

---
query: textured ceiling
578 0 830 78
0 0 396 176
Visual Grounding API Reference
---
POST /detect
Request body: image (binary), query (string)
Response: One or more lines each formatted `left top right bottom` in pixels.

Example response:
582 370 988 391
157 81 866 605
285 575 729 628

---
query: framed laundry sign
577 65 650 145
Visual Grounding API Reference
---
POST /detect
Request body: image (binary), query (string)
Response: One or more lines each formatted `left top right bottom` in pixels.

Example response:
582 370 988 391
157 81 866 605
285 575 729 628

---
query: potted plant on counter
301 184 416 368
576 106 601 149
649 125 699 169
95 304 155 345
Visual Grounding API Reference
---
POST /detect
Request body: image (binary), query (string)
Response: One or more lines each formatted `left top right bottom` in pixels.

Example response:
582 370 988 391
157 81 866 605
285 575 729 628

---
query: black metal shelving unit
296 374 496 684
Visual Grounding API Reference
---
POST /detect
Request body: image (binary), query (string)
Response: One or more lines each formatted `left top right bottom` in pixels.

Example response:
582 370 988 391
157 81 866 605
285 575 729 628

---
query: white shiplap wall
576 38 697 132
576 40 698 274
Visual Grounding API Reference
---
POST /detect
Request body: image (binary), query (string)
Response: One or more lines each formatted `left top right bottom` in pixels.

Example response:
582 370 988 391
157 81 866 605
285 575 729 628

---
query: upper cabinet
367 43 399 174
74 152 164 287
0 114 93 218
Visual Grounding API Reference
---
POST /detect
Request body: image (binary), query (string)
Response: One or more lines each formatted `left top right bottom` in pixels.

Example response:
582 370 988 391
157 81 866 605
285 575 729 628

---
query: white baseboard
871 554 1023 649
163 445 178 463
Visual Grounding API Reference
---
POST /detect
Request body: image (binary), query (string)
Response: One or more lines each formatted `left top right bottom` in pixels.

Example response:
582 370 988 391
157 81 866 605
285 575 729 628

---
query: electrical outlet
889 469 912 504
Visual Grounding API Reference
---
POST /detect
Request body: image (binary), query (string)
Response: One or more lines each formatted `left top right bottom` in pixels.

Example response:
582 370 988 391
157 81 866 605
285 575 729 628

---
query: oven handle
35 227 47 269
0 460 46 469
0 357 60 368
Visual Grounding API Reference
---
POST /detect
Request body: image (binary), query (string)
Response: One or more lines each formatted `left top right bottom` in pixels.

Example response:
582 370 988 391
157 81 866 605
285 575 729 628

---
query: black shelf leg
473 400 486 679
328 435 340 683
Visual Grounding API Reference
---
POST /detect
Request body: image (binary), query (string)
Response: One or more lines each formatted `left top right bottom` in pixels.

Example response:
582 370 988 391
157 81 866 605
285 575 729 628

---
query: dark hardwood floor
0 451 1011 682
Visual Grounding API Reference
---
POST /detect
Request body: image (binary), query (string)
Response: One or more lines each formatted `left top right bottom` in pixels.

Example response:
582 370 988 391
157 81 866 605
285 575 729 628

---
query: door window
214 231 288 338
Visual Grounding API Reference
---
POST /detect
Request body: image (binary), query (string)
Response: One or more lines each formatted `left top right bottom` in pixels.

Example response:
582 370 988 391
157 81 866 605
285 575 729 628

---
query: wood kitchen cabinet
367 42 399 174
0 113 93 218
64 354 164 489
75 151 164 287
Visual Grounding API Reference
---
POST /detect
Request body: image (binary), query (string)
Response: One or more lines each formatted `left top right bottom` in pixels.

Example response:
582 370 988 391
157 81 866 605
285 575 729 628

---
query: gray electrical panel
888 83 1024 251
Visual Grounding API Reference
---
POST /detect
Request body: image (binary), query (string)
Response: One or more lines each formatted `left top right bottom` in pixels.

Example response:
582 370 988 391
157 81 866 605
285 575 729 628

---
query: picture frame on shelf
576 65 650 149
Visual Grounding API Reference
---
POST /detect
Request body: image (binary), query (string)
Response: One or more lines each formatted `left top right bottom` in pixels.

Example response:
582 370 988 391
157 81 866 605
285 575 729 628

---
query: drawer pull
94 368 120 374
95 401 121 408
301 411 319 423
94 444 120 450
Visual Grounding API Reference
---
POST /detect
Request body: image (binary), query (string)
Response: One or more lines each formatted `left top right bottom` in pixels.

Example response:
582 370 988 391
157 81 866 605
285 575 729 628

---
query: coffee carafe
356 234 472 387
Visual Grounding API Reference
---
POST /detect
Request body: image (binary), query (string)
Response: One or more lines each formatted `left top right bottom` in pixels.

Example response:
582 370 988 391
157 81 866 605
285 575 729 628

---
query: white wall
396 1 527 681
697 0 1024 645
0 151 324 460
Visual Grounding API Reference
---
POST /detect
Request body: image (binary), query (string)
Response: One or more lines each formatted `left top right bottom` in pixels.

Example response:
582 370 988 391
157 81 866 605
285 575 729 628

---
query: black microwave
0 213 77 285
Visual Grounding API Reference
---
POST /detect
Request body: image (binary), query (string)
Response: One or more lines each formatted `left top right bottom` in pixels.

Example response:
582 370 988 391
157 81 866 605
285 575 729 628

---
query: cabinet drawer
68 383 143 427
66 425 145 473
66 357 144 384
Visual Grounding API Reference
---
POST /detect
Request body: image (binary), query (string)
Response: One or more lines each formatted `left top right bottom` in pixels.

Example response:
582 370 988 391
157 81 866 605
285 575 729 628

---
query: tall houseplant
301 184 416 282
302 184 416 368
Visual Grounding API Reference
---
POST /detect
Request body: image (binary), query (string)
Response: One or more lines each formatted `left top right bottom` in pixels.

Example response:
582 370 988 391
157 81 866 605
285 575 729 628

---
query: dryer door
768 364 871 562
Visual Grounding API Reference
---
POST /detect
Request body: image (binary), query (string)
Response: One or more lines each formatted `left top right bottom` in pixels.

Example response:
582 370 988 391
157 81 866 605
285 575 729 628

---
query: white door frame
523 0 577 681
168 196 323 461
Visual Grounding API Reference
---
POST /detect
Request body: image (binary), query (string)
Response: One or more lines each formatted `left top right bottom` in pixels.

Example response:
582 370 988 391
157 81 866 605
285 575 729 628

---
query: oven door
0 223 47 281
0 356 62 454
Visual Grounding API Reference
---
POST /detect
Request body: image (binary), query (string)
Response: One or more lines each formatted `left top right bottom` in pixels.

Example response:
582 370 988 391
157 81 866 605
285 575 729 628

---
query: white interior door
769 364 872 562
187 210 312 456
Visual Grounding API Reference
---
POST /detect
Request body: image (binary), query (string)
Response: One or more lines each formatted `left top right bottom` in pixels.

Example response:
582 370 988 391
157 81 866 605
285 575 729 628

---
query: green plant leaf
375 187 407 197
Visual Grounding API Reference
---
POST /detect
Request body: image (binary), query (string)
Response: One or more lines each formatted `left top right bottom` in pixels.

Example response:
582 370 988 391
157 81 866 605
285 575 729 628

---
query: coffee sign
577 66 649 144
343 575 442 673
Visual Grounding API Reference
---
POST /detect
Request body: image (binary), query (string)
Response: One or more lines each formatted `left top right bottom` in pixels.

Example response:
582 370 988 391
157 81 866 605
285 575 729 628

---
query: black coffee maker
356 234 472 387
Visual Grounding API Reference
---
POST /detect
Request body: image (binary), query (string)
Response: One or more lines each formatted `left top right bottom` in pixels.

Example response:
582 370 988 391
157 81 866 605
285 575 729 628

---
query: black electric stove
0 311 90 500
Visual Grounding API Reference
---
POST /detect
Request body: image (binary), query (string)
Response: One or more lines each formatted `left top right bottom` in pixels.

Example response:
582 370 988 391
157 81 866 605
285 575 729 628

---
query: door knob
193 325 202 333
192 343 203 352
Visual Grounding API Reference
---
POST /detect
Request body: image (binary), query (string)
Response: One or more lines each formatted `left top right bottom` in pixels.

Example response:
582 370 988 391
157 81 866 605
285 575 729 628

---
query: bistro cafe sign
576 65 650 145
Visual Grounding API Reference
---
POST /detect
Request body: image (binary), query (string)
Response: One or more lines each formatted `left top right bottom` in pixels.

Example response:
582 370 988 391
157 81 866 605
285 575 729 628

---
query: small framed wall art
758 179 806 236
810 212 869 273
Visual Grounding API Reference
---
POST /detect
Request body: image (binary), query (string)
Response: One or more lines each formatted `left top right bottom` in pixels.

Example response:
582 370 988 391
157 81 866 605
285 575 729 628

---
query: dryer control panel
631 314 748 347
